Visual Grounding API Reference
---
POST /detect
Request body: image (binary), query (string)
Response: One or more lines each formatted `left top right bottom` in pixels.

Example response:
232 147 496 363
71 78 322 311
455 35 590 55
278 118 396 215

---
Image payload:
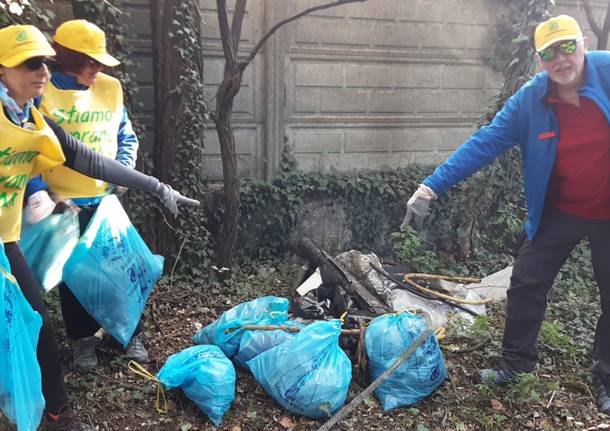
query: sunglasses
538 39 580 62
22 57 53 71
86 58 103 68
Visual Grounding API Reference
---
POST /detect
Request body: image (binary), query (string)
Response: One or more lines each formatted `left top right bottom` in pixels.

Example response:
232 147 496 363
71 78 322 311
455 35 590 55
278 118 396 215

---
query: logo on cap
16 30 27 42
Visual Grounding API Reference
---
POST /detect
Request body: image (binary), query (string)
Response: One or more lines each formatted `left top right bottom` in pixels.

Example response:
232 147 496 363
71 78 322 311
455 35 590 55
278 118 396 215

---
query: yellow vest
40 73 123 198
0 107 65 242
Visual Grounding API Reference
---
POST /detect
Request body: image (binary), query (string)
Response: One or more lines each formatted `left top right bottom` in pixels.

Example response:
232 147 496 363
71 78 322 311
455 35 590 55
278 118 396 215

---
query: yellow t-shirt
0 106 65 242
40 72 123 199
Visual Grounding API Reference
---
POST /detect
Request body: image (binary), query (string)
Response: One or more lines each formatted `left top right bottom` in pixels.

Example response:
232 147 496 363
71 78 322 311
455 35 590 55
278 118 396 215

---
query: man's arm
423 92 522 196
115 106 139 168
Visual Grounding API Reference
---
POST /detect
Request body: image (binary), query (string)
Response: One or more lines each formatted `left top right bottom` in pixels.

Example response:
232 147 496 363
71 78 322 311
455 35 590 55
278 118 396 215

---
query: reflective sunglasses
22 57 52 71
538 39 580 62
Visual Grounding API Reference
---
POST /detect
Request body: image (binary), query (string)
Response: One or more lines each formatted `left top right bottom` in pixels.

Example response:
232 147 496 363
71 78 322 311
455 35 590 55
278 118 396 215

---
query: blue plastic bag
235 320 304 370
247 320 352 418
193 296 289 358
365 312 447 411
63 195 164 346
20 211 79 292
157 345 235 426
0 241 45 431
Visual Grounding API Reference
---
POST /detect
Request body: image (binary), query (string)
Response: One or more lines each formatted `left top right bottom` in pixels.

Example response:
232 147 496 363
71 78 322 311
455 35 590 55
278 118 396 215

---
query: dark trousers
5 242 68 414
59 204 141 341
501 209 610 381
59 206 101 340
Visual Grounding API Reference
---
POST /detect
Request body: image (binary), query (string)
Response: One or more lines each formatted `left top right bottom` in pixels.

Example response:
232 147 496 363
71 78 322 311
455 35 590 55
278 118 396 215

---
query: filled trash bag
0 242 45 431
157 345 235 426
193 296 289 358
247 319 351 418
235 320 304 369
63 195 164 346
365 312 446 410
20 211 79 292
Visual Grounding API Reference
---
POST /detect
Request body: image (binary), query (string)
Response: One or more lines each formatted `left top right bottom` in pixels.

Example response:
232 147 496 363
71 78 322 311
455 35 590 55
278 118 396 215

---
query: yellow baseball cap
53 20 120 67
535 15 583 52
0 25 56 67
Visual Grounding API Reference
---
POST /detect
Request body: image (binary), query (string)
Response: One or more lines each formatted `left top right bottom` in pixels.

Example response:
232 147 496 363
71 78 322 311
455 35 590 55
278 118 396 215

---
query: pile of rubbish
140 237 514 426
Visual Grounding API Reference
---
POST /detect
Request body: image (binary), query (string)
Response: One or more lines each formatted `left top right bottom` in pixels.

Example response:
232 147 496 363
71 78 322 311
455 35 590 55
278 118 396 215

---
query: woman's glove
400 184 437 230
155 183 200 215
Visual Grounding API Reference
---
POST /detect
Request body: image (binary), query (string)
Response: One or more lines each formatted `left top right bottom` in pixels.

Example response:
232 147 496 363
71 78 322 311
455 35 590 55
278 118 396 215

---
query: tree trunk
150 0 203 255
215 66 242 267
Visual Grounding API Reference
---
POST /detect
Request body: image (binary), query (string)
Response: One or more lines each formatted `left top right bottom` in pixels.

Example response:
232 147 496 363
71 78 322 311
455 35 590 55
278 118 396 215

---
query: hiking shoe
125 334 149 363
43 408 94 431
478 368 519 385
593 374 610 414
72 336 99 372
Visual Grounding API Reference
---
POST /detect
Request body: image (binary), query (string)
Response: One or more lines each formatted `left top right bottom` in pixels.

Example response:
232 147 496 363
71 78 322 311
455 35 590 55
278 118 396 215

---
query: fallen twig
317 326 435 431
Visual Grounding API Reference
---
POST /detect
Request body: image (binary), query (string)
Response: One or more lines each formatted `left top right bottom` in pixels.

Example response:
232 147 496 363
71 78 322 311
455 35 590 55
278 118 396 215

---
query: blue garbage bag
157 345 235 426
193 296 289 358
63 195 164 346
20 211 79 292
247 320 351 418
0 241 45 431
365 312 447 411
235 320 304 370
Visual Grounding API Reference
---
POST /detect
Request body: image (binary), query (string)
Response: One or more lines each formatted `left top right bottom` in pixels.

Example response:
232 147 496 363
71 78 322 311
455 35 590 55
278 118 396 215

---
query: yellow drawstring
339 311 348 323
128 360 168 414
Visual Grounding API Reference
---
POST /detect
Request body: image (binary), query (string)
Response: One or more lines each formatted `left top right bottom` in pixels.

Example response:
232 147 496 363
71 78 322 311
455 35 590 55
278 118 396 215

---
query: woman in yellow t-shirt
30 19 149 370
0 24 197 430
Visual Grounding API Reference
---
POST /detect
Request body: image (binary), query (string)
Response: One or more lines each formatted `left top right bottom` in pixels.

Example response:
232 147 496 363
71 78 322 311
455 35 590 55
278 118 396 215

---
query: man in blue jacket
401 15 610 414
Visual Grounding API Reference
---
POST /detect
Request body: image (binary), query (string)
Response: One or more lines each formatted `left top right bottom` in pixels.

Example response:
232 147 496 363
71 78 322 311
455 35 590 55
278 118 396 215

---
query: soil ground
1 262 609 431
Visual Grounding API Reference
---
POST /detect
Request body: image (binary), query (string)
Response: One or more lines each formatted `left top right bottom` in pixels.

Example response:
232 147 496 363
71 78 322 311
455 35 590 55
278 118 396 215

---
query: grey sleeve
44 116 160 194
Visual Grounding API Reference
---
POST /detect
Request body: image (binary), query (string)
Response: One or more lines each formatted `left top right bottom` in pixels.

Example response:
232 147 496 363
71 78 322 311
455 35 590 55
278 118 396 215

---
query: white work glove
155 183 200 216
400 184 437 231
25 190 56 224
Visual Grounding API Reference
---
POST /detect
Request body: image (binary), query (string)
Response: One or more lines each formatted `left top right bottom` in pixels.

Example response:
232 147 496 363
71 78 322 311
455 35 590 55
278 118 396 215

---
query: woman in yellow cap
26 19 150 372
0 24 198 430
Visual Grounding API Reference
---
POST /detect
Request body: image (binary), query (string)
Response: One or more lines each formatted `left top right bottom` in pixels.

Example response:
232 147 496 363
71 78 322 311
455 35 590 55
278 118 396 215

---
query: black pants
501 209 610 380
5 242 68 414
59 204 141 341
58 206 102 340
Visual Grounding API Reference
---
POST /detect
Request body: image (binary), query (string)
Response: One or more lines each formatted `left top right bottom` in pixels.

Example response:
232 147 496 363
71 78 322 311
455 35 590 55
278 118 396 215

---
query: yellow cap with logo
0 25 56 67
535 15 583 52
54 19 120 67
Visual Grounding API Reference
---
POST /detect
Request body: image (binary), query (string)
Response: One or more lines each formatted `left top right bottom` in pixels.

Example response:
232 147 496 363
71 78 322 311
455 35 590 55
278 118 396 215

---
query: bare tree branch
583 0 601 36
217 0 237 68
238 0 368 71
602 0 610 34
231 0 247 54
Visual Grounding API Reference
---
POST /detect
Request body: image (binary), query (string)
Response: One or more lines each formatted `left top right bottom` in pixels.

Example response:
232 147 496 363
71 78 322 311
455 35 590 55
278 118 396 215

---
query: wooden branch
231 0 247 54
217 0 237 68
317 326 435 431
603 0 610 34
242 325 361 335
238 0 368 71
583 0 601 36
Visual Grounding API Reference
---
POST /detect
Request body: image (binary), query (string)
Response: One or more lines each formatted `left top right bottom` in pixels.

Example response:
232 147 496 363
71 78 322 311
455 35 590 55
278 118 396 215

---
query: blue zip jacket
26 72 139 205
423 50 610 240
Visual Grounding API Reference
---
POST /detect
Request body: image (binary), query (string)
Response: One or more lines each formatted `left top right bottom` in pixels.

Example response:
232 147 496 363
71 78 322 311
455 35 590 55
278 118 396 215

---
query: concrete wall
51 0 600 179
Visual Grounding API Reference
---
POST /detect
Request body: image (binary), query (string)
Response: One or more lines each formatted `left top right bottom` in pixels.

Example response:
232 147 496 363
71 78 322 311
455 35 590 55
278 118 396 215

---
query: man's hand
155 183 200 216
400 184 437 230
25 190 56 224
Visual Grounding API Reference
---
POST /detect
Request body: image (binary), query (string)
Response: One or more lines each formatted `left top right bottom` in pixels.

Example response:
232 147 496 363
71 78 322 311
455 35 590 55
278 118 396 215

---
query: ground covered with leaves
2 256 610 431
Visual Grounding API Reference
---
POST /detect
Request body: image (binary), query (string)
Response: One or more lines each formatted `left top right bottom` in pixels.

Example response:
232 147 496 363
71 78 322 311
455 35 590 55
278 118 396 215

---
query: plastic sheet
247 320 351 418
157 345 235 426
0 242 45 431
193 296 289 358
63 195 164 346
365 312 446 410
